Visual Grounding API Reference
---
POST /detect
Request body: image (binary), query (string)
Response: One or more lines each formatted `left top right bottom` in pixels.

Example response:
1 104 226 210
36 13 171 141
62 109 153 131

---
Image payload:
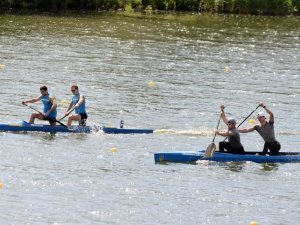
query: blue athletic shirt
40 93 57 119
72 93 86 114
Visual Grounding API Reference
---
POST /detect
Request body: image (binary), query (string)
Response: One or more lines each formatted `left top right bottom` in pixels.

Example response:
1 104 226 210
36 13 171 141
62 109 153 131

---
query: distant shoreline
0 0 299 16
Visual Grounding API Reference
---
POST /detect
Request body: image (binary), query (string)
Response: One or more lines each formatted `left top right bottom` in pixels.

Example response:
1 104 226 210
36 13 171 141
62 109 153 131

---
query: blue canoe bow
0 121 153 134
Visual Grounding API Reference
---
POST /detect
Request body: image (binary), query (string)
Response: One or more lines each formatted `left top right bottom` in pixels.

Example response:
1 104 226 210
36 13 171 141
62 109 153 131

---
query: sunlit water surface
0 13 299 225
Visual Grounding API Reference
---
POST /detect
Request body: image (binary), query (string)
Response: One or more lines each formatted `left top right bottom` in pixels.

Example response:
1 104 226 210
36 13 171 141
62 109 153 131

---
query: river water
0 13 299 225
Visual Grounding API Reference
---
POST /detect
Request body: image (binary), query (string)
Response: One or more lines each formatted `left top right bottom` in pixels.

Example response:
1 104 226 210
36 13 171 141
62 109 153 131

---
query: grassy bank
0 0 299 16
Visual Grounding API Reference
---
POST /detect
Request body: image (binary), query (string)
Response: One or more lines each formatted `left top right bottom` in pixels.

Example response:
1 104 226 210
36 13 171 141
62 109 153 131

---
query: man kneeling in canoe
64 85 88 127
22 85 57 126
239 102 281 155
215 105 245 154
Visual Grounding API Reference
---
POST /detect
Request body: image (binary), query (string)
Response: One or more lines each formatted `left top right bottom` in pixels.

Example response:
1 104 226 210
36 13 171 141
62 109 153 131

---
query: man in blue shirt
22 86 57 125
64 85 88 127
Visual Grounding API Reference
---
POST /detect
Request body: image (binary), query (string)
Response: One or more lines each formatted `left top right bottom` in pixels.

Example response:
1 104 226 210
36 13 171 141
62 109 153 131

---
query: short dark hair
40 86 47 91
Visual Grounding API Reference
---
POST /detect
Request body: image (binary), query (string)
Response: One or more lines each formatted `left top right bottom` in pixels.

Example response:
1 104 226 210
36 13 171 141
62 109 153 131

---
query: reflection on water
223 161 280 172
223 162 245 172
40 132 57 141
260 163 279 172
12 131 57 141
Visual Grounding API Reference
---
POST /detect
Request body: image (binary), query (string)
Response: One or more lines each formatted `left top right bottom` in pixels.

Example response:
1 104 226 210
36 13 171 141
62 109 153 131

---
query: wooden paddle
237 105 260 128
205 105 261 158
58 105 76 121
223 105 260 141
23 103 68 127
204 114 221 158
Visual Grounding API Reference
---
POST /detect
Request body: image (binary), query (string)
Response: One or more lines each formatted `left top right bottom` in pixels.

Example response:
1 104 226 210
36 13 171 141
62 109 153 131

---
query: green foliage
163 0 175 10
293 0 300 14
176 0 201 11
258 0 293 15
132 0 143 8
0 0 11 9
0 0 299 15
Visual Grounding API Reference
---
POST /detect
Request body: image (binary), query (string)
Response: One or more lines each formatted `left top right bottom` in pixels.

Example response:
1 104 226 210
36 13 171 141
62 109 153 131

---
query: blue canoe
154 150 300 163
0 121 153 134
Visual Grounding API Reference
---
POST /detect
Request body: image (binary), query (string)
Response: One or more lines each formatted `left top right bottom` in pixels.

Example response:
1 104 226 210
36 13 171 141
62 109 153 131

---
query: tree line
0 0 299 15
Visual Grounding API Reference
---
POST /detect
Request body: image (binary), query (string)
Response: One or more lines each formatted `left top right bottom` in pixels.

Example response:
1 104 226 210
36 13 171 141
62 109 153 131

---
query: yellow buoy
111 147 118 153
249 118 256 125
0 182 3 189
148 81 156 88
0 64 6 70
250 221 258 225
61 99 67 105
224 66 231 72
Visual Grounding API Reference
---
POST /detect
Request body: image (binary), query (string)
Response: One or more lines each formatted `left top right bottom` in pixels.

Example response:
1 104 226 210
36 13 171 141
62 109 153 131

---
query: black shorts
43 116 56 124
263 141 281 155
79 113 88 120
219 141 245 154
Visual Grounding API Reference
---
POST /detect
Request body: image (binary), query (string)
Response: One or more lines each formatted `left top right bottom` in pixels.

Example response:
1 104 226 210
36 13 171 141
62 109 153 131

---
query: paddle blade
204 143 216 158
